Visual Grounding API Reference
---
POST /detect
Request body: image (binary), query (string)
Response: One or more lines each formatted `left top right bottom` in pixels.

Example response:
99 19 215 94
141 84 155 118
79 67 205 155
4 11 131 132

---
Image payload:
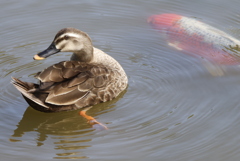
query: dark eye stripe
55 36 76 45
55 37 65 44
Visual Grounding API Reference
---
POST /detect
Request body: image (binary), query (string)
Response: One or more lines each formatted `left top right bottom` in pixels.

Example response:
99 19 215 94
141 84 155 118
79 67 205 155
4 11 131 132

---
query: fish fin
201 60 226 76
168 42 183 50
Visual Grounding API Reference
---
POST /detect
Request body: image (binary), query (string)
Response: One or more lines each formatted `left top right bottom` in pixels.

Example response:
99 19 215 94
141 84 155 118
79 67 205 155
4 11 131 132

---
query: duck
12 27 128 129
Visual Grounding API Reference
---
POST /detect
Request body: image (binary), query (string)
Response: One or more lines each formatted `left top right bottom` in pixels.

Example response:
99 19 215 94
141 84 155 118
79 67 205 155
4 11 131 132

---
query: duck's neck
70 46 94 62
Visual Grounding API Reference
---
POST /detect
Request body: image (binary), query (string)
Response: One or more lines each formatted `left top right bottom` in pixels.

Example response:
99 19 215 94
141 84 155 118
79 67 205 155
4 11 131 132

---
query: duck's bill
34 43 60 60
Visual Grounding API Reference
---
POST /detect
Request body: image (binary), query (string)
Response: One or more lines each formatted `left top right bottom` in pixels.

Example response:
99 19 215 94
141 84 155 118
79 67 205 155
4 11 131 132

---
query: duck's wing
36 61 119 109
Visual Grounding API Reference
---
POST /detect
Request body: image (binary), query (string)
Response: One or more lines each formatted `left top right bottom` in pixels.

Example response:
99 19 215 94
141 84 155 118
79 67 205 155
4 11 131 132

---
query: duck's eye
64 35 69 39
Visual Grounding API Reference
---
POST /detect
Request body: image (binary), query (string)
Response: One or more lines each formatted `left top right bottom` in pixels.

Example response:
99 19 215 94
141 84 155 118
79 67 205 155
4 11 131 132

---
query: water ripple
1 0 240 160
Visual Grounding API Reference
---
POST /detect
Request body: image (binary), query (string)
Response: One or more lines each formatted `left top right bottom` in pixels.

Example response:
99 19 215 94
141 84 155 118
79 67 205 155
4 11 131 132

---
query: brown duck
12 28 128 129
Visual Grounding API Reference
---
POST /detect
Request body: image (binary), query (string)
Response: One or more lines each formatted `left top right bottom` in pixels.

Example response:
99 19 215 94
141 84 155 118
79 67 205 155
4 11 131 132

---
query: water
1 0 240 160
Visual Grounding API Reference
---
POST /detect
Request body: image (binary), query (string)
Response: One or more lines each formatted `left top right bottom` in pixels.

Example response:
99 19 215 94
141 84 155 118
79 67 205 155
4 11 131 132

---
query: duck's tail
11 77 50 110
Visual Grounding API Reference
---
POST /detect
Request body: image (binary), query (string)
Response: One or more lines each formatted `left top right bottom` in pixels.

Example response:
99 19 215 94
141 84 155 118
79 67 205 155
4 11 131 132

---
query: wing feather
35 61 120 107
46 87 89 105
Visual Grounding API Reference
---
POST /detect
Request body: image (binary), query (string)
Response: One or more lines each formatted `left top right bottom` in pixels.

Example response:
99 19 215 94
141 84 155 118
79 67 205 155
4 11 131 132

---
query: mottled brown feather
34 61 122 107
46 87 89 105
66 72 89 87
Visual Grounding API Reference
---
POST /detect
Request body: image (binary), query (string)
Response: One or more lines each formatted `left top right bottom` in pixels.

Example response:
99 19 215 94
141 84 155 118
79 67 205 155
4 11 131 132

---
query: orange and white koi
148 13 240 65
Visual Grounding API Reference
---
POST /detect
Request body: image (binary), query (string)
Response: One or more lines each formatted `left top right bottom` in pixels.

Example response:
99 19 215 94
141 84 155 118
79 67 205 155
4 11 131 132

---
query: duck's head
34 28 93 62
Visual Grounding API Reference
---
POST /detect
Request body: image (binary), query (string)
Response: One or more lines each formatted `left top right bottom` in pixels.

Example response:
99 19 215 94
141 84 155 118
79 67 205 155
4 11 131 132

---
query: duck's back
91 47 128 90
33 56 127 111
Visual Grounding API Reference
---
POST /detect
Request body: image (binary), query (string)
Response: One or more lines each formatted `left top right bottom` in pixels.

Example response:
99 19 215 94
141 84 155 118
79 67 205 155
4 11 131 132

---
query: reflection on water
9 91 126 159
11 107 93 159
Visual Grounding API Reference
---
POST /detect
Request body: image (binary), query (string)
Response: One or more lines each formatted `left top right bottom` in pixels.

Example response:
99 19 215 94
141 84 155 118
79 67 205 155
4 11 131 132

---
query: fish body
148 13 240 65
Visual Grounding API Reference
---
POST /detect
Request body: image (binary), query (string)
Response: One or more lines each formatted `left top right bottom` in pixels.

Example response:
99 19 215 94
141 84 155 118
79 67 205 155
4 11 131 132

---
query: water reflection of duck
10 90 126 147
12 28 128 129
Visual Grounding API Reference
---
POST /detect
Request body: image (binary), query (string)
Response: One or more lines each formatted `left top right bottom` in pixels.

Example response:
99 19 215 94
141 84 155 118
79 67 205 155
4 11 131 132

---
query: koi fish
148 14 240 75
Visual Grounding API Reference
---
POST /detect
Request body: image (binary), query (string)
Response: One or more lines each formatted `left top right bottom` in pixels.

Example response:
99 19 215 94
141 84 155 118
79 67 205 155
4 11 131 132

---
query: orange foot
79 110 108 130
